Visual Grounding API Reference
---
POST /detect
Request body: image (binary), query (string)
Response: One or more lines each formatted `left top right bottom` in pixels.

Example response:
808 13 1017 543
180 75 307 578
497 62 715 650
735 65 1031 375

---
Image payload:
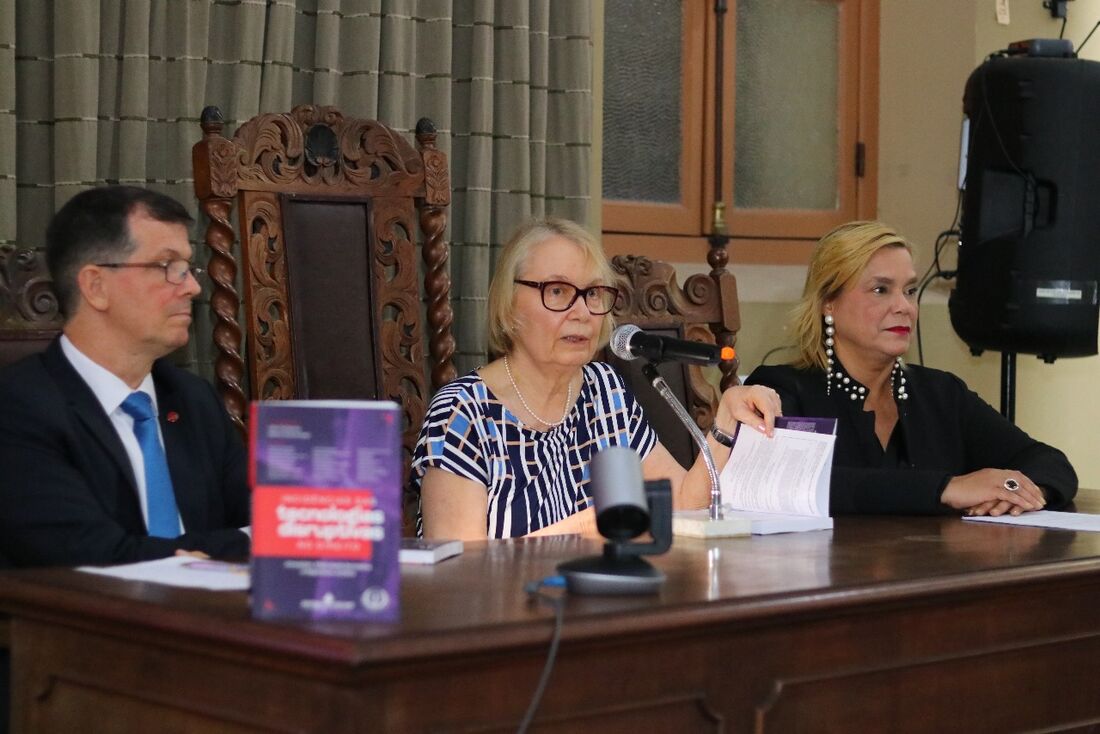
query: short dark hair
46 186 194 317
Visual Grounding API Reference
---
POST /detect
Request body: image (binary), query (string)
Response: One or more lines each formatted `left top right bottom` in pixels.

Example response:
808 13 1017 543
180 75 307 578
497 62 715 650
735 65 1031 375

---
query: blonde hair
790 221 913 370
487 217 618 358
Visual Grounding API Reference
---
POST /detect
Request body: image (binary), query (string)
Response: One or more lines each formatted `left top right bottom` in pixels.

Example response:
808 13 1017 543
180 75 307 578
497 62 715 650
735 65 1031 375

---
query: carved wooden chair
608 253 741 468
0 248 60 620
192 105 457 508
0 246 61 368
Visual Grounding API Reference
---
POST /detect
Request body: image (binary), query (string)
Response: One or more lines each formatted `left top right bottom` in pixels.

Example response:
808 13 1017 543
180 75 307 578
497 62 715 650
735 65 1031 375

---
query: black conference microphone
609 324 734 366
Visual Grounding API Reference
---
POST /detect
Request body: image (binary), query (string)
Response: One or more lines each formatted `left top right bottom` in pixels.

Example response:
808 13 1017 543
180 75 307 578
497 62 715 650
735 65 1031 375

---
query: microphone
609 324 735 366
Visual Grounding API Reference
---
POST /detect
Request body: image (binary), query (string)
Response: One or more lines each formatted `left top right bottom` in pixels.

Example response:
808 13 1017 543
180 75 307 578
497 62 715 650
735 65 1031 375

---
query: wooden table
5 497 1100 733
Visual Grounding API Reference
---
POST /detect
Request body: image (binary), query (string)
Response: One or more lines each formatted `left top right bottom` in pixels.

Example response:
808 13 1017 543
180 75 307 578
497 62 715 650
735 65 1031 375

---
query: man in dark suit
0 186 250 568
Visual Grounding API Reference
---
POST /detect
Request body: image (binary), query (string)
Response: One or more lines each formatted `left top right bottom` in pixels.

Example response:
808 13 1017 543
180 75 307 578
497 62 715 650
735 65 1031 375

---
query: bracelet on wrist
711 424 736 448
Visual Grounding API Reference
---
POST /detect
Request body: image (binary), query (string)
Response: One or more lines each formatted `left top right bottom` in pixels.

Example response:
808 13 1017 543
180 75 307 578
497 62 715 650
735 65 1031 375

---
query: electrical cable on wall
915 190 963 366
1078 18 1100 53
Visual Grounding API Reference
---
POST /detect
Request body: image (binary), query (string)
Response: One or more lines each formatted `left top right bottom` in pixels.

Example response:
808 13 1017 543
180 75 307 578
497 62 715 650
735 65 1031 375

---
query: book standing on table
250 400 402 622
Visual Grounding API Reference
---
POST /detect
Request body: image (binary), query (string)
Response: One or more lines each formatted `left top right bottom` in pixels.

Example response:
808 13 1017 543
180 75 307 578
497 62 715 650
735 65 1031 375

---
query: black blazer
747 363 1078 515
0 339 250 567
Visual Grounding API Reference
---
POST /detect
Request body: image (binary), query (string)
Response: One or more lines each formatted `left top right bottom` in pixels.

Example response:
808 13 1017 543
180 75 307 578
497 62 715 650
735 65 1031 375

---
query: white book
399 538 464 565
674 417 837 537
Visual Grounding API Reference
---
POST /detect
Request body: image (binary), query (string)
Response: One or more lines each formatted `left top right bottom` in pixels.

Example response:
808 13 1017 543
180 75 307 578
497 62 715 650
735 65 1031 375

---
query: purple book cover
775 416 838 435
250 400 402 622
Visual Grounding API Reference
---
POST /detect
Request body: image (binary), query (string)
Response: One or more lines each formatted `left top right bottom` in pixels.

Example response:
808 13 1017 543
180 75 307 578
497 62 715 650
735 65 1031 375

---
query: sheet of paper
78 556 250 591
963 510 1100 532
719 426 834 517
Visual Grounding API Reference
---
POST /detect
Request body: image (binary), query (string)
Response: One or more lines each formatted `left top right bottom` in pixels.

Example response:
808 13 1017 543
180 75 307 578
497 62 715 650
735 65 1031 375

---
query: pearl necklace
827 357 909 404
503 356 574 428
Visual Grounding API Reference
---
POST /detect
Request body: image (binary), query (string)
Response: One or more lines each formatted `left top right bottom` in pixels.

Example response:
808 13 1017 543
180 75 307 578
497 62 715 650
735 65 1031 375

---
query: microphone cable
516 574 567 733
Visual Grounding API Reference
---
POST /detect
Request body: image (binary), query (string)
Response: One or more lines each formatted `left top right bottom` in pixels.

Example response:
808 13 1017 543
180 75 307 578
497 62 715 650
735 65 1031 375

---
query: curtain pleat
0 0 15 249
2 0 590 378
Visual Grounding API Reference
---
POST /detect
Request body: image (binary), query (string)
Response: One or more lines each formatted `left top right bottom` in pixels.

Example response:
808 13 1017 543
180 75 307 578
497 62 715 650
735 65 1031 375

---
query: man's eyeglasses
514 279 620 315
96 260 204 285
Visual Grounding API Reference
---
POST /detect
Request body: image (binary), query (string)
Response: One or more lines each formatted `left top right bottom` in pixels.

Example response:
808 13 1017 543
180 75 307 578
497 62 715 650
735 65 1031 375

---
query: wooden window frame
724 0 873 239
602 0 707 237
602 0 879 265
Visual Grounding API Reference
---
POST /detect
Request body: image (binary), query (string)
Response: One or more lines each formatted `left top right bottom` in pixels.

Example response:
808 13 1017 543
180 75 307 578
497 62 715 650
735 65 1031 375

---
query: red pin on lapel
167 411 180 423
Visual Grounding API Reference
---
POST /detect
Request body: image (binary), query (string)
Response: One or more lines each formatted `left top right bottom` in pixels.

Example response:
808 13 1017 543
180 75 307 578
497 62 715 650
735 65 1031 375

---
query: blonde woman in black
748 221 1076 516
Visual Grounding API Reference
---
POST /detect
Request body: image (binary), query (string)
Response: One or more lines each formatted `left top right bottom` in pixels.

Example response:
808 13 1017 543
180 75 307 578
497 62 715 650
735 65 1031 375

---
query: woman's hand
941 468 1046 516
715 384 783 438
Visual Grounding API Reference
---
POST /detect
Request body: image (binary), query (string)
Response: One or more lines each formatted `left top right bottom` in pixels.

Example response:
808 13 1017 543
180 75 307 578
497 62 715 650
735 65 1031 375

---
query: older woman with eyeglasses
412 217 781 540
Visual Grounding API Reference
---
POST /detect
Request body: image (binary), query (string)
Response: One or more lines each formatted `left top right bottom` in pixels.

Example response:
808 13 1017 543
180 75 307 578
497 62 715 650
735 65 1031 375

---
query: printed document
720 423 835 518
79 556 250 591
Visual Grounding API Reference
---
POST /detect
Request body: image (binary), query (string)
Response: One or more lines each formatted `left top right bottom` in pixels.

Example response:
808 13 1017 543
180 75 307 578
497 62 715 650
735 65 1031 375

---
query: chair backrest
0 247 62 368
0 329 58 369
608 255 741 468
192 105 457 484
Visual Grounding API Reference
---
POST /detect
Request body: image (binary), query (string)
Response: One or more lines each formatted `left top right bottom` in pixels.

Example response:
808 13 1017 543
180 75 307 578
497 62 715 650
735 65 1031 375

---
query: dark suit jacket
0 339 250 567
747 363 1078 515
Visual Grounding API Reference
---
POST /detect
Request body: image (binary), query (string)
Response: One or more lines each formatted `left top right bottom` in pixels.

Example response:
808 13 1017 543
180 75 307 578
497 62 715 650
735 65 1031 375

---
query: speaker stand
1000 351 1016 423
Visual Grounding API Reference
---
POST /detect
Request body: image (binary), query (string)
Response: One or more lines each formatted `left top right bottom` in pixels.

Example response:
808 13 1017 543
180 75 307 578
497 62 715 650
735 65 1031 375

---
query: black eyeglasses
95 259 204 285
514 279 620 315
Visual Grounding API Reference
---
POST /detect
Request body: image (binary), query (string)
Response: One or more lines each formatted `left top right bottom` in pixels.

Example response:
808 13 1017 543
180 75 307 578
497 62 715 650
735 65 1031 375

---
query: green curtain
1 0 591 376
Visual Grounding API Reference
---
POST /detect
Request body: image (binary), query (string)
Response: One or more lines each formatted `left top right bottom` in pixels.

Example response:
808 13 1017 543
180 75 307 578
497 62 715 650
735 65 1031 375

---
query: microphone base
671 509 752 538
557 555 665 595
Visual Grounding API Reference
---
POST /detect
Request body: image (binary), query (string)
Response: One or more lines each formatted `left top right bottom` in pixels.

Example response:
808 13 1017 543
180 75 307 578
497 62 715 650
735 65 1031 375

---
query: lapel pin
167 411 180 423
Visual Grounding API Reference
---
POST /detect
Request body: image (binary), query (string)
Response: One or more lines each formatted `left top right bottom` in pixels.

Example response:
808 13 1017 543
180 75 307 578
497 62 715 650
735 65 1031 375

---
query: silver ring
1003 478 1020 492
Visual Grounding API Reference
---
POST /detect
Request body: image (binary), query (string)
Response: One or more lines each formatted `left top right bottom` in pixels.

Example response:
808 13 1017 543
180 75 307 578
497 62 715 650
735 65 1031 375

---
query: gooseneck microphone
609 324 732 524
609 324 734 365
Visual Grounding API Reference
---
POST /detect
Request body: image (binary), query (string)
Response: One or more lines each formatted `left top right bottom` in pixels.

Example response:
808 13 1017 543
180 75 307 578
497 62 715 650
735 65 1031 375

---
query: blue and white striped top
411 361 657 538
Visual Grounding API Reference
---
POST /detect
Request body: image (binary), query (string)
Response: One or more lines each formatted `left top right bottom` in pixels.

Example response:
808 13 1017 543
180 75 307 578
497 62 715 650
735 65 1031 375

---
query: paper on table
78 556 250 591
962 510 1100 532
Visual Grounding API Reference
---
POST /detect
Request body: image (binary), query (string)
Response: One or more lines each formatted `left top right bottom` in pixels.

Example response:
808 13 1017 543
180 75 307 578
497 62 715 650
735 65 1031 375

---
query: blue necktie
120 392 181 538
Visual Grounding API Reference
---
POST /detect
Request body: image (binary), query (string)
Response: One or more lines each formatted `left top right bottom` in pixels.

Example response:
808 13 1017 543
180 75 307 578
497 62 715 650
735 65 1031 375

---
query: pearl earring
823 314 836 395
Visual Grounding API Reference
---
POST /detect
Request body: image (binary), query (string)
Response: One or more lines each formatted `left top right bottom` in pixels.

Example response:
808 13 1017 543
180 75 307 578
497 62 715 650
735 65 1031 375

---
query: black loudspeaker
949 52 1100 360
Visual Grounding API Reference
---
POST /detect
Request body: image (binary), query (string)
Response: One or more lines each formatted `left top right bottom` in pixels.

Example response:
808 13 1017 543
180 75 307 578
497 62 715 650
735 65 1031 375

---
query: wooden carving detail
707 241 741 391
242 193 295 402
416 118 451 207
234 112 306 187
206 138 240 199
193 105 456 460
194 108 248 434
613 255 718 324
416 118 457 389
710 270 741 392
612 254 743 430
372 204 429 469
194 107 239 201
339 116 423 190
199 200 246 434
0 246 61 328
208 105 425 193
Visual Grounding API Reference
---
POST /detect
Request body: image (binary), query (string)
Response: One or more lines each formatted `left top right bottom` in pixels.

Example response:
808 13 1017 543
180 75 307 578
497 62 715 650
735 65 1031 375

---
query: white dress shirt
60 335 184 533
